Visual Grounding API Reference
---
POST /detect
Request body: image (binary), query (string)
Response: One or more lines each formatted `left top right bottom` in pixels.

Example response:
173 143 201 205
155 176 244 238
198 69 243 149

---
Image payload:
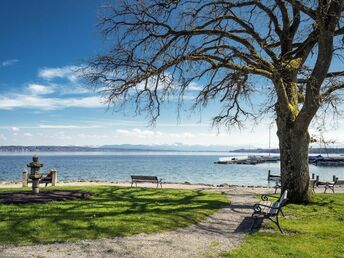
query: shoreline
0 179 343 193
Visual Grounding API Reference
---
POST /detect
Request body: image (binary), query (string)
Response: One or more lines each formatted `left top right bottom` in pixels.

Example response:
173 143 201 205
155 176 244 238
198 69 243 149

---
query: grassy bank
225 193 344 258
0 186 228 245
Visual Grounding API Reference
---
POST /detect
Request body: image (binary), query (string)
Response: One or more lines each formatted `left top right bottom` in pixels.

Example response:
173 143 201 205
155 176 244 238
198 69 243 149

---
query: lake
0 152 343 186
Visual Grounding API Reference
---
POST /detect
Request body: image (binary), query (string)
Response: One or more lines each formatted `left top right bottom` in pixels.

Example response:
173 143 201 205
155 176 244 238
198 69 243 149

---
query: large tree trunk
277 122 313 203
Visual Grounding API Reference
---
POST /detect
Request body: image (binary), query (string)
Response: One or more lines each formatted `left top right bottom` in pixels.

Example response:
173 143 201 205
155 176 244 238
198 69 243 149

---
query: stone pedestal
27 155 43 194
50 169 57 186
22 170 29 187
30 176 41 194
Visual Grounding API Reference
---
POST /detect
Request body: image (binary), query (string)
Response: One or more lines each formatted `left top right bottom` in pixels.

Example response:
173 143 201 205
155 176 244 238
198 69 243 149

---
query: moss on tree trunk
277 123 313 203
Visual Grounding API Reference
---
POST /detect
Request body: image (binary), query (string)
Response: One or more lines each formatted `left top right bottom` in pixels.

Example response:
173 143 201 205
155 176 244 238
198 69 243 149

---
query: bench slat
130 175 162 188
131 176 158 181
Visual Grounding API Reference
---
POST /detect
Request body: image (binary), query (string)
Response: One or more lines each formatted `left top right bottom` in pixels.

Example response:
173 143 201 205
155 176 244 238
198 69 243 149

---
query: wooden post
312 173 315 179
50 168 57 186
333 175 337 182
22 170 28 187
268 170 271 181
316 175 319 182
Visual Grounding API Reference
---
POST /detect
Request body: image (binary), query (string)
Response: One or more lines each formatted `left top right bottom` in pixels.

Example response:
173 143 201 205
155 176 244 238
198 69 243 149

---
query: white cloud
28 84 54 95
116 128 158 137
11 127 20 132
59 85 90 95
182 132 195 138
115 128 204 139
38 65 80 82
188 82 203 91
76 133 110 139
0 64 104 111
0 94 104 110
39 124 101 129
131 74 203 93
23 133 33 137
1 59 19 67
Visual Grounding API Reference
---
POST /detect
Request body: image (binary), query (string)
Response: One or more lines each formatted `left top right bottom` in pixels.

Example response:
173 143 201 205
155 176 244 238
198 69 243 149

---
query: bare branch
321 83 344 99
285 0 316 19
84 0 344 129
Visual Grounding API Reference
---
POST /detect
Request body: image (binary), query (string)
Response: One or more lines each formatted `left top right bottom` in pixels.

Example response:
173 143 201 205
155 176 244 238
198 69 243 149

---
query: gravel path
0 187 269 258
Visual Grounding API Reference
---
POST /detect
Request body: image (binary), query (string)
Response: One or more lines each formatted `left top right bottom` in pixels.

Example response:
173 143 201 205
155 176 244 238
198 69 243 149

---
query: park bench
39 172 54 187
131 175 163 188
251 189 288 233
311 175 338 193
317 178 338 193
267 170 281 193
22 169 57 187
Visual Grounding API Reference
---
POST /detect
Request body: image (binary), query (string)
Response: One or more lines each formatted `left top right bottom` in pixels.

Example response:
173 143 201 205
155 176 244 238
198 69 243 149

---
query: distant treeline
1 146 343 154
0 146 106 152
0 146 165 152
231 148 344 154
0 145 229 152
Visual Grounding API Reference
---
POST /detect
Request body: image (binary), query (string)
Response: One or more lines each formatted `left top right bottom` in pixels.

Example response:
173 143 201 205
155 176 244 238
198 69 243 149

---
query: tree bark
277 120 313 203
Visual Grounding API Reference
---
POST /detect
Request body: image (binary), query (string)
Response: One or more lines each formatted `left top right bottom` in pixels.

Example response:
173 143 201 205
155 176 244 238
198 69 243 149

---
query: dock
309 155 344 166
215 155 279 165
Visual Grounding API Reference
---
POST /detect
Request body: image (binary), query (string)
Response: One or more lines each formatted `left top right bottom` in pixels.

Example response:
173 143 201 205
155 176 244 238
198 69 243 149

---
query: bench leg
280 209 285 217
312 181 318 193
269 216 283 234
131 181 133 187
250 216 257 232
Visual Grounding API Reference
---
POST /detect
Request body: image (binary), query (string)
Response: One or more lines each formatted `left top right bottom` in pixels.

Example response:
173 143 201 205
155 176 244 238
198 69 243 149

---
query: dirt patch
0 190 91 204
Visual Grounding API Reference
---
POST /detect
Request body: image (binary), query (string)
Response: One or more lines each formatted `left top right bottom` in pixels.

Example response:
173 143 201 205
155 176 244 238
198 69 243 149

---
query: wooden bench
251 190 288 233
40 172 54 187
312 175 338 193
131 175 163 188
318 178 338 193
22 169 57 187
267 170 281 193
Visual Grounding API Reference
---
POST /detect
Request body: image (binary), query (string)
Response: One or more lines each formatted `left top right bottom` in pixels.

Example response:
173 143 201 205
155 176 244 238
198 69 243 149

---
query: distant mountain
2 145 343 153
0 144 230 152
102 144 230 152
0 146 103 152
231 148 344 154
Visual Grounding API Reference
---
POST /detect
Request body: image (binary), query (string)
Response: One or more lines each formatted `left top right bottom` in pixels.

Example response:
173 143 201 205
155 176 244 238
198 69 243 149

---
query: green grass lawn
225 193 344 258
0 186 228 246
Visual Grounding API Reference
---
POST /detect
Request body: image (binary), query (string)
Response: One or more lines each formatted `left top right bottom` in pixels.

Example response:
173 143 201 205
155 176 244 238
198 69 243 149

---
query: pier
215 155 279 165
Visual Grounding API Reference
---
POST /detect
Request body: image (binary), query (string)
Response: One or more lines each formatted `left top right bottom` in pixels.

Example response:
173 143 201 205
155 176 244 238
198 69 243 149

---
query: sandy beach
1 179 343 193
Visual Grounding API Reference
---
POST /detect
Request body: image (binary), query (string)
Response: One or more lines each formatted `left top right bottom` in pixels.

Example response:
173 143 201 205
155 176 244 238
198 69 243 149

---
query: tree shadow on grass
0 186 228 245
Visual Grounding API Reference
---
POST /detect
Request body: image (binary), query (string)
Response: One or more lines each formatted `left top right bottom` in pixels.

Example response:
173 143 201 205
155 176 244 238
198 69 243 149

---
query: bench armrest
261 194 279 201
253 203 280 213
254 203 277 209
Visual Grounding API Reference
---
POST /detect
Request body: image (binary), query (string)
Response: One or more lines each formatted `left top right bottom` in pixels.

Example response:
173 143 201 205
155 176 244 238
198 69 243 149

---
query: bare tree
84 0 344 203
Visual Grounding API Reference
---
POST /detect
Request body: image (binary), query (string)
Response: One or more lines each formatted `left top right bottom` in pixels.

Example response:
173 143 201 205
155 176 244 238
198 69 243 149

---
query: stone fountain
27 155 43 194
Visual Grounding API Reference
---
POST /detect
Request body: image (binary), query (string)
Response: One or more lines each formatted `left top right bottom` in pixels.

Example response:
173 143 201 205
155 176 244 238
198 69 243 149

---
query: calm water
0 152 343 186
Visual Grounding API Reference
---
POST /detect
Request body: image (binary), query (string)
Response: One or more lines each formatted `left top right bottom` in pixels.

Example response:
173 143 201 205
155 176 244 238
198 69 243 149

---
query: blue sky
0 0 342 148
